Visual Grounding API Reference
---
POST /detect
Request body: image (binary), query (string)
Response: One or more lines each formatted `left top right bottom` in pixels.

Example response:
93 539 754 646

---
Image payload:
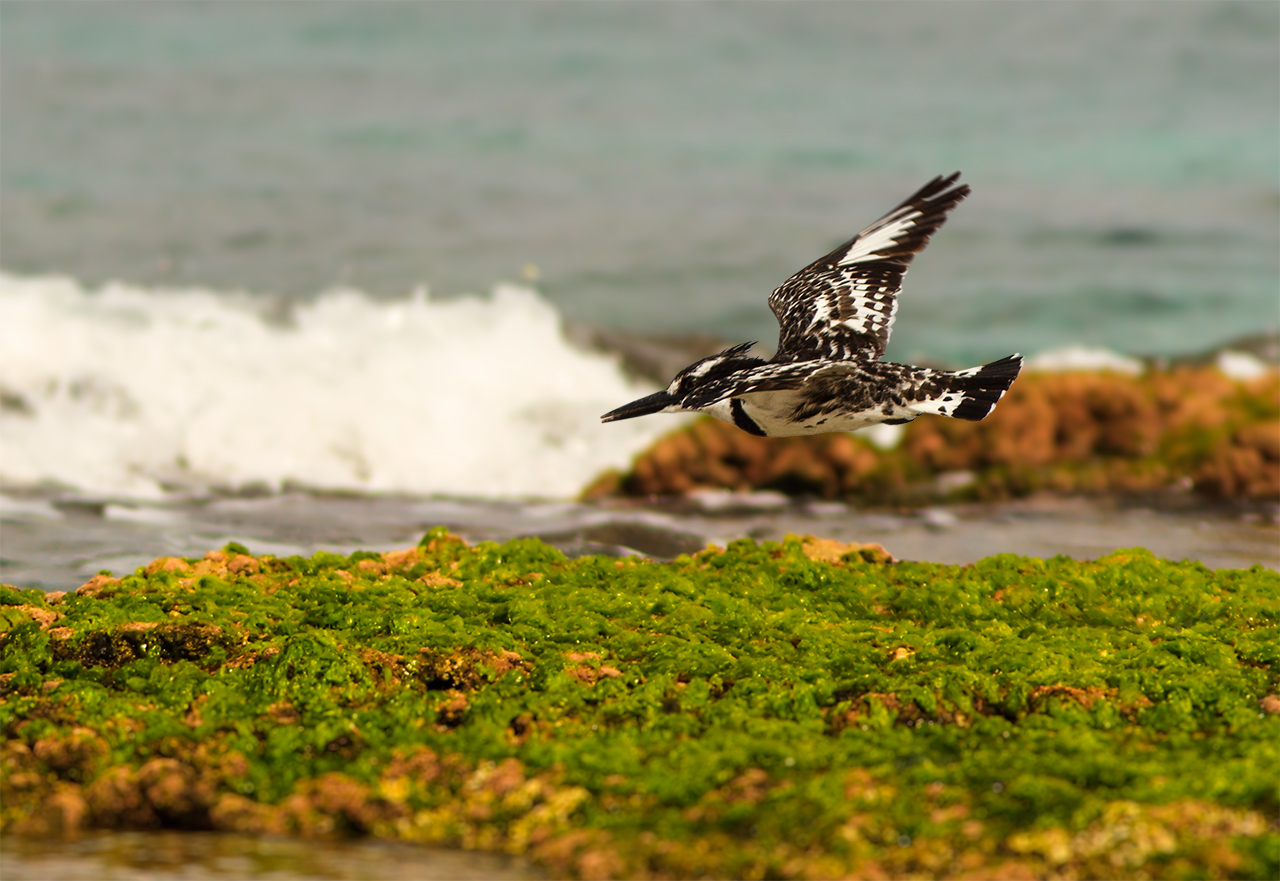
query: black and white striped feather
600 172 1022 438
768 172 969 362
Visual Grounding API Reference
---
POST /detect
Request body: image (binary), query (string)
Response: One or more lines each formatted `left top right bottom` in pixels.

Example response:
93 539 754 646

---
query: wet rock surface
0 830 538 880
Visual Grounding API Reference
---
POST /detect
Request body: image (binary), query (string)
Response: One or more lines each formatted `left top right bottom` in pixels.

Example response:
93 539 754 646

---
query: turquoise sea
3 1 1277 363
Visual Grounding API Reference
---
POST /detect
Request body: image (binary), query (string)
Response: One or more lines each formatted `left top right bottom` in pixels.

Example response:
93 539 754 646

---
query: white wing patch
836 207 925 266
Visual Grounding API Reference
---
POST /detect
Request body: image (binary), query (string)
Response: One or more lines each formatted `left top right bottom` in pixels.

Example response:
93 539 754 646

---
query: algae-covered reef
3 531 1278 879
584 367 1280 504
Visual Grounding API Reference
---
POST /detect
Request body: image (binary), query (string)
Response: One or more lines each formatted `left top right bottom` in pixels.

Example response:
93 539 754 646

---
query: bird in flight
601 173 1021 437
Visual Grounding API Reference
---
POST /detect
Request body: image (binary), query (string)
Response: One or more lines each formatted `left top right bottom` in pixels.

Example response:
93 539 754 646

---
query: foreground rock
585 366 1280 504
2 531 1277 878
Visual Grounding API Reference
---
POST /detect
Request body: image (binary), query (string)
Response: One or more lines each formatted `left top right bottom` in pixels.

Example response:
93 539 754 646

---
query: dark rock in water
535 520 706 560
52 499 109 519
1162 330 1280 368
563 322 740 385
1098 226 1162 246
0 386 35 417
1213 331 1280 365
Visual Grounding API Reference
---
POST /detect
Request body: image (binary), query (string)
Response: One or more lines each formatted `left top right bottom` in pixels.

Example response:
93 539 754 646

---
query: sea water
3 2 1275 360
1 2 1277 588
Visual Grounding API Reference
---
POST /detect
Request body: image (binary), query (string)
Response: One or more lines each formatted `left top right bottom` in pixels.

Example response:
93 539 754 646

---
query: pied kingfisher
601 173 1022 437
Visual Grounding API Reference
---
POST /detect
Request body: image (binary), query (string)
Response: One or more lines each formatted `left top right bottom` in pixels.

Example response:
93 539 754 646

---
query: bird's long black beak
601 390 677 423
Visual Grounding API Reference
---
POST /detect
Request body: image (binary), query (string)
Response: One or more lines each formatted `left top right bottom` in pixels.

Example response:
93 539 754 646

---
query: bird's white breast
705 391 917 437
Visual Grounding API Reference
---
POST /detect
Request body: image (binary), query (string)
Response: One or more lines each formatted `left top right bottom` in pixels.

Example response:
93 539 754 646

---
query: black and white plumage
601 173 1022 437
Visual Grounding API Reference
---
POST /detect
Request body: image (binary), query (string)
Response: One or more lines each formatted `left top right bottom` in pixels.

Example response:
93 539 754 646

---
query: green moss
1 536 1277 878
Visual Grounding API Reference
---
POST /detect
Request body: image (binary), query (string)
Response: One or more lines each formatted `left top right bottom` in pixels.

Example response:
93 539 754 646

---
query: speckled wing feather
768 173 970 362
677 360 825 410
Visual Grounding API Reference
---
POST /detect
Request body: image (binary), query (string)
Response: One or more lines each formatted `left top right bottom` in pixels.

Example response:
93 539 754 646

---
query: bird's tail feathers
910 354 1023 421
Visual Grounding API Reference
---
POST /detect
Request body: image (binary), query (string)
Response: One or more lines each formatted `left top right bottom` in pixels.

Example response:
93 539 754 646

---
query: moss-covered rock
585 367 1280 504
2 531 1277 878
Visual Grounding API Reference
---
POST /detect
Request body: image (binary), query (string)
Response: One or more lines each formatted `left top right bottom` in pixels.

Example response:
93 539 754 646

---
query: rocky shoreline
3 532 1277 879
584 365 1280 507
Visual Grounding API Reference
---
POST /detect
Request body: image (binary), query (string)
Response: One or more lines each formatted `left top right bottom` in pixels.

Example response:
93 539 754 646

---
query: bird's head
601 342 762 422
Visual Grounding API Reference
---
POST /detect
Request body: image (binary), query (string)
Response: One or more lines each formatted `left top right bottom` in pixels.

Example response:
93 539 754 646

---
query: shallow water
0 831 539 881
3 490 1275 593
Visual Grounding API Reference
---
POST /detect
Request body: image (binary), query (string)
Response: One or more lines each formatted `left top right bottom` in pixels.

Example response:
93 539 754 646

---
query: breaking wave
0 273 678 499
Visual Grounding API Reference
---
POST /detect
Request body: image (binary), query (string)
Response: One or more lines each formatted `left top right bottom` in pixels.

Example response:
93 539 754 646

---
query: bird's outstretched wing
768 173 970 362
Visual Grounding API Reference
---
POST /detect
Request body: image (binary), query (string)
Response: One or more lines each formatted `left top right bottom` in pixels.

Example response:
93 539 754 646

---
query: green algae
2 533 1278 879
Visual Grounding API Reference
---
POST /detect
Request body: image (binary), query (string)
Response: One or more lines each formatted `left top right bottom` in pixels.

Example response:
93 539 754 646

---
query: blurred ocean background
1 2 1278 588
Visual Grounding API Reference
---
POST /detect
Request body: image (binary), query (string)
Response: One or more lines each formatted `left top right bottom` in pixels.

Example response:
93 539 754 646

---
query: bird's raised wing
768 173 970 362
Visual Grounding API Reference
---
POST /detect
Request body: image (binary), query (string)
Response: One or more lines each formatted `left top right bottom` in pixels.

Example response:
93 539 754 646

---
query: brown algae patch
2 529 1278 878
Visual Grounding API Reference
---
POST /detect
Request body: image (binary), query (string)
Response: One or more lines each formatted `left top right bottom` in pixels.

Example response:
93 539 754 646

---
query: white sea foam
1214 350 1273 381
0 272 679 499
1023 346 1145 375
